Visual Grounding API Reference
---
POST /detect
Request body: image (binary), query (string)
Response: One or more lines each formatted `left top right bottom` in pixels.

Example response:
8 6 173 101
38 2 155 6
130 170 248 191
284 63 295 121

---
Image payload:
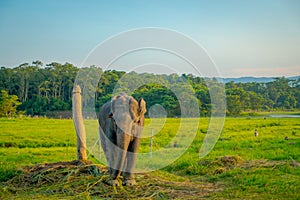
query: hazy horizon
2 61 299 79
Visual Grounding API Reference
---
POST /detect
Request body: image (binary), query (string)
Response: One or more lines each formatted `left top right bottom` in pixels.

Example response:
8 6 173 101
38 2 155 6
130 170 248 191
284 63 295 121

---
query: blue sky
0 0 299 77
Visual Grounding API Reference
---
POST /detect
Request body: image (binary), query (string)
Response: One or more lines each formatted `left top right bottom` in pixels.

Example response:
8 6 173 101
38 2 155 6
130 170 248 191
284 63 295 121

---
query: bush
0 166 21 182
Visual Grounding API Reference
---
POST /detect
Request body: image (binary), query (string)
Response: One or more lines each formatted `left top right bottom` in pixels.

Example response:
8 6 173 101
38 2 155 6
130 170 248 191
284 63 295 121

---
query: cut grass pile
1 156 298 199
1 160 221 199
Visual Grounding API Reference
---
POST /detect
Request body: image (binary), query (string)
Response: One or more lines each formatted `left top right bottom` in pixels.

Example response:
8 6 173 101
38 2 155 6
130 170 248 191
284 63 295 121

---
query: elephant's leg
104 142 121 187
111 131 131 181
101 124 121 186
104 123 117 176
123 137 141 186
99 127 110 172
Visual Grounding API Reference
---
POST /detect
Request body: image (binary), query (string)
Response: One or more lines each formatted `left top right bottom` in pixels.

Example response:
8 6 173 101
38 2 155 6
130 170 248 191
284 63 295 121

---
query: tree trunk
25 78 29 102
20 73 25 102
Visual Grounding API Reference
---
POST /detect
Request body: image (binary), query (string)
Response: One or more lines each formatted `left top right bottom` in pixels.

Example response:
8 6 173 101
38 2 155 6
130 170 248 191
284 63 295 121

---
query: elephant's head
110 94 146 135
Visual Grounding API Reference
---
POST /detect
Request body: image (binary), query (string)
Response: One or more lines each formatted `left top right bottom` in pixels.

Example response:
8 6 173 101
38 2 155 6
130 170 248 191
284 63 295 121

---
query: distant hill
222 76 300 83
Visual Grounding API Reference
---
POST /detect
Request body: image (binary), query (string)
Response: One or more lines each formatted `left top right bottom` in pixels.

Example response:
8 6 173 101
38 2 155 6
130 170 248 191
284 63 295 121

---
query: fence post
150 128 153 158
72 85 87 161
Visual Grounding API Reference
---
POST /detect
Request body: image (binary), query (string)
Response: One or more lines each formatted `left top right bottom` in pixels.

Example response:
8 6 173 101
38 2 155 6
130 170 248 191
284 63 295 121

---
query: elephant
98 93 146 186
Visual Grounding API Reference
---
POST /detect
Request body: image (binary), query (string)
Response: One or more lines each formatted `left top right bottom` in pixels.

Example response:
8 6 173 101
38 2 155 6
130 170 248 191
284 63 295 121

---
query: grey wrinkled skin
98 93 146 186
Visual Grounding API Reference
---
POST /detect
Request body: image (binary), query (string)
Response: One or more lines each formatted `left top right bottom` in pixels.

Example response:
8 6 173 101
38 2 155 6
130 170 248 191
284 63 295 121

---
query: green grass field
0 116 299 199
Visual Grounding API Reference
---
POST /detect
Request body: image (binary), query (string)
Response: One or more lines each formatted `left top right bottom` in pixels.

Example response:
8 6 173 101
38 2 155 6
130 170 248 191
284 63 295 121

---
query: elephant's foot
106 179 120 187
123 178 136 186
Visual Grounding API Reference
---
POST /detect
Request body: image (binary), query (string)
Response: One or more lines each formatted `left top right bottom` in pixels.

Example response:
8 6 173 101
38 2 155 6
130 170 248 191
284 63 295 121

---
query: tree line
0 61 299 117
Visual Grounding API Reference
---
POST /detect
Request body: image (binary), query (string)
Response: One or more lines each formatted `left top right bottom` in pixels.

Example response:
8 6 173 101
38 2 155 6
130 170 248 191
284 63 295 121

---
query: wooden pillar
72 85 87 161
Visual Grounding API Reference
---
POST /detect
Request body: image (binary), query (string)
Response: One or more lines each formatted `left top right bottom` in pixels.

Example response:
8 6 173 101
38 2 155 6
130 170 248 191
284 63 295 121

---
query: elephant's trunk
112 129 131 179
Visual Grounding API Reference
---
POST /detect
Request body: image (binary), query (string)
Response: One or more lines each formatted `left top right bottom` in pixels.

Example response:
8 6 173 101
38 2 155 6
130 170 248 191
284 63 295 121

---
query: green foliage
0 61 79 116
225 78 300 114
0 90 21 117
1 62 300 117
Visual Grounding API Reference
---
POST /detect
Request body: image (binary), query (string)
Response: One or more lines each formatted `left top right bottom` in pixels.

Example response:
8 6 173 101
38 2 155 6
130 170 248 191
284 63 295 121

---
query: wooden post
72 85 87 161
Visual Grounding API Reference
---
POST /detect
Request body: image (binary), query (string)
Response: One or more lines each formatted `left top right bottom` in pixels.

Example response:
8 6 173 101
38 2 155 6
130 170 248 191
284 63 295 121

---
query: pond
269 114 300 118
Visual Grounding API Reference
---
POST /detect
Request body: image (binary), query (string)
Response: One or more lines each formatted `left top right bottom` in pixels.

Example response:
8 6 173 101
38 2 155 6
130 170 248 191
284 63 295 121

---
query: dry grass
2 160 221 199
197 155 294 176
241 159 287 169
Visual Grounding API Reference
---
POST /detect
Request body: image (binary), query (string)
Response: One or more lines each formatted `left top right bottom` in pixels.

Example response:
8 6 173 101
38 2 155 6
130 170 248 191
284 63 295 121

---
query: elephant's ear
138 98 146 116
128 97 139 122
110 94 125 118
109 95 118 118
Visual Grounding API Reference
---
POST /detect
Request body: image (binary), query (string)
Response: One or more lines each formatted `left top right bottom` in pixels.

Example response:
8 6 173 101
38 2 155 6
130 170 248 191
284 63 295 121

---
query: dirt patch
198 156 290 175
3 161 221 199
241 159 287 169
198 155 243 168
220 156 243 167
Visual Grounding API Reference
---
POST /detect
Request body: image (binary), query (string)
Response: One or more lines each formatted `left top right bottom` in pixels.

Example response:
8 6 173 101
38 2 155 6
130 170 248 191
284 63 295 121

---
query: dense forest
0 61 299 118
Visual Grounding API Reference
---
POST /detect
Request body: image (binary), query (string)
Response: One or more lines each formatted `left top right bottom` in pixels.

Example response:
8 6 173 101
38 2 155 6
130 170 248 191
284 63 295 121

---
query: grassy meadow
0 115 299 199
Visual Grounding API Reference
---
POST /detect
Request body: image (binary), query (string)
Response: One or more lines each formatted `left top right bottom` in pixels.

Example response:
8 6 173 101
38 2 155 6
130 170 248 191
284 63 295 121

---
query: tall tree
0 90 21 117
